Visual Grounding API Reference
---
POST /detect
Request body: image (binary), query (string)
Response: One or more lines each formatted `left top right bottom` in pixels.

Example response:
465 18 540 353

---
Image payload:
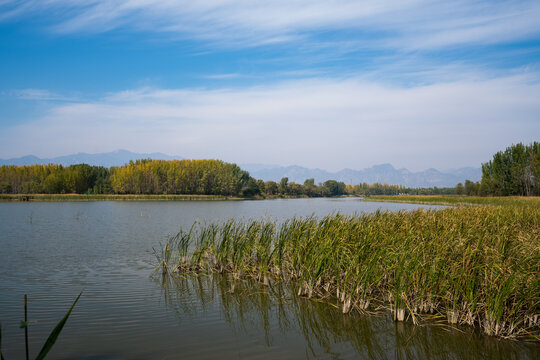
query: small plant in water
0 292 82 360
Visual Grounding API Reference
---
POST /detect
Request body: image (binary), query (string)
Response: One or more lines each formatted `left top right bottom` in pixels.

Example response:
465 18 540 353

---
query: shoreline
1 194 538 205
363 195 540 207
0 194 354 202
0 194 244 202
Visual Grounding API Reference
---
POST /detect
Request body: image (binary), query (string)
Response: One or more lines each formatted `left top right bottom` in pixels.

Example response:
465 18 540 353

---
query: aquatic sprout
0 293 81 360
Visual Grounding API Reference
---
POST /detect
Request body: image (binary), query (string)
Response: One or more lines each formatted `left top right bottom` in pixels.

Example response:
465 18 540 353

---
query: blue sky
1 1 539 171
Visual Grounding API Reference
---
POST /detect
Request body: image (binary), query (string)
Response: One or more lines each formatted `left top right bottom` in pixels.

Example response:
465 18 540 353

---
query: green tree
455 182 464 195
256 179 265 194
464 180 479 196
323 180 346 196
242 177 260 197
0 181 12 193
265 181 278 195
480 142 540 196
279 177 289 195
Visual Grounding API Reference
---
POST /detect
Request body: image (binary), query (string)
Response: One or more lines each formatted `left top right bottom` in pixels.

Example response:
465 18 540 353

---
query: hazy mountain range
241 164 481 188
0 149 183 168
0 150 481 187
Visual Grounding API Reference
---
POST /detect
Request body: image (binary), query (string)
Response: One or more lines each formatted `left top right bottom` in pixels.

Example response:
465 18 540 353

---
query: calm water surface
0 199 537 359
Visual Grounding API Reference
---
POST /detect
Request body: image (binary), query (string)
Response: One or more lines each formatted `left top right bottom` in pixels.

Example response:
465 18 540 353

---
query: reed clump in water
155 204 539 339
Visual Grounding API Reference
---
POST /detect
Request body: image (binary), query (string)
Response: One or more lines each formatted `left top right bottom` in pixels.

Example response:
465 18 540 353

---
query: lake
0 199 537 359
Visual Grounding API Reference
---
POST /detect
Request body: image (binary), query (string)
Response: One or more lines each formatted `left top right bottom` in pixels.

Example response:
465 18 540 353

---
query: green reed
0 293 81 360
156 203 539 339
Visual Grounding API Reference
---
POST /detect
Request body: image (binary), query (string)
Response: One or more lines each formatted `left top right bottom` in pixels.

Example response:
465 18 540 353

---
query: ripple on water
0 200 537 359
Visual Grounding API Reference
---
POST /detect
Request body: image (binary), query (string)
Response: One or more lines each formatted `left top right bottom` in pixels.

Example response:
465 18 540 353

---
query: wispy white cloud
201 73 242 80
1 1 539 50
2 74 539 171
7 88 78 101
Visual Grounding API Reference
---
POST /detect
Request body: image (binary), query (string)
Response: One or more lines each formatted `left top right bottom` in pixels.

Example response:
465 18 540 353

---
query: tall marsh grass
367 195 540 207
156 204 539 338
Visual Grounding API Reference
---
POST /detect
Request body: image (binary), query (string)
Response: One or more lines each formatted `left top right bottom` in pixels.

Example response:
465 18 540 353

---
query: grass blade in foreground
1 321 4 360
34 292 82 360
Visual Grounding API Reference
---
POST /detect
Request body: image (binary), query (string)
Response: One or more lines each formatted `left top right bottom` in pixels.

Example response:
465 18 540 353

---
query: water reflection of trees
156 274 537 360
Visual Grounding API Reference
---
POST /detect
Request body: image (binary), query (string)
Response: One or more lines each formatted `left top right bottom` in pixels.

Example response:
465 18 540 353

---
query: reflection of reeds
156 204 539 339
158 273 535 359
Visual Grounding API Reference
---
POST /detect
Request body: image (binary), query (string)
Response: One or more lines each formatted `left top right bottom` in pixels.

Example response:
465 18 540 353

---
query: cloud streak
7 88 78 102
1 1 539 50
2 75 539 171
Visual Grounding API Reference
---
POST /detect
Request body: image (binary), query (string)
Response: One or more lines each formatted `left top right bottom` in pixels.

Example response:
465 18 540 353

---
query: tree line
455 142 539 196
0 159 456 197
348 182 454 196
0 160 250 196
0 163 111 194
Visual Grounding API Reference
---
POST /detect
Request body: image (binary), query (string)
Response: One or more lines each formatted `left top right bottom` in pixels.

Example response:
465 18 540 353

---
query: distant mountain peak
0 150 183 168
373 163 394 169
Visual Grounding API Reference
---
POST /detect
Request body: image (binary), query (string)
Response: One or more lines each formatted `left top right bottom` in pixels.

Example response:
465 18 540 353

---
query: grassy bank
0 194 242 201
366 195 540 207
156 204 540 339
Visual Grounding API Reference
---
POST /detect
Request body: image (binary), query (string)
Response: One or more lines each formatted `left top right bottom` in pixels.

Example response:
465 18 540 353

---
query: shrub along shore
156 201 540 339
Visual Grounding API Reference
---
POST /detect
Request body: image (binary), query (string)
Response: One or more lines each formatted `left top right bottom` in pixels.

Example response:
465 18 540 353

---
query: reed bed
367 195 540 207
155 204 540 339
